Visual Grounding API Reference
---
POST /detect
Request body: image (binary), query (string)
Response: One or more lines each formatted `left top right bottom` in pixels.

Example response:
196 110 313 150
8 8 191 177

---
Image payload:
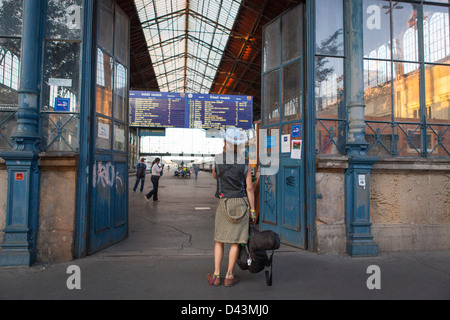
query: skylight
134 0 242 93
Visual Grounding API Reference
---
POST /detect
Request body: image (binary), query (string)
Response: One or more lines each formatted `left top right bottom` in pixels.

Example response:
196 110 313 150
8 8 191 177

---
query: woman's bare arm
212 166 217 179
246 168 255 222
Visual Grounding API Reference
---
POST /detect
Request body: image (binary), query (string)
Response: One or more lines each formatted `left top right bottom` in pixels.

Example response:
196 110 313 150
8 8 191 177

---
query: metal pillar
344 0 378 256
345 0 368 156
305 0 317 252
0 0 44 266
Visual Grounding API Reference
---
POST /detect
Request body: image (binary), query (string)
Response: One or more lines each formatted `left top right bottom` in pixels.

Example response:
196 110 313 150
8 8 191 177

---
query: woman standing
144 158 163 202
206 127 256 287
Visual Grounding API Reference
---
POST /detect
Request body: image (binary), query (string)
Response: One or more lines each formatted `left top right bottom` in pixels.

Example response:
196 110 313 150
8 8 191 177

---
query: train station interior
0 0 449 268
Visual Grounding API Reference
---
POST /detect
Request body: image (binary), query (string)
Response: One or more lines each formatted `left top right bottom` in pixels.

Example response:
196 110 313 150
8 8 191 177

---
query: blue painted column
345 0 368 156
344 0 378 256
0 0 44 266
345 157 378 256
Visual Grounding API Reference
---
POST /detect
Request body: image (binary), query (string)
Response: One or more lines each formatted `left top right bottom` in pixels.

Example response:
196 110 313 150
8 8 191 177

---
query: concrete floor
0 171 449 301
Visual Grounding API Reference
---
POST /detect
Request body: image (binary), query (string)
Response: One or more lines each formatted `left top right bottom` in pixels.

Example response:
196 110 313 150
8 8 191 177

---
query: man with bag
133 158 147 193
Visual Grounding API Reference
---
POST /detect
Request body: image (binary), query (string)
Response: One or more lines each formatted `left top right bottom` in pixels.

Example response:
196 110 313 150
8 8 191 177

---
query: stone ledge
1 153 79 168
373 157 450 171
38 153 78 170
316 155 450 171
316 155 348 170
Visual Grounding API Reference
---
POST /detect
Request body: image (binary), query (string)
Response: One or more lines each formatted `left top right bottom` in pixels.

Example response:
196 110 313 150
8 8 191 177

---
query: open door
260 4 307 249
88 0 129 254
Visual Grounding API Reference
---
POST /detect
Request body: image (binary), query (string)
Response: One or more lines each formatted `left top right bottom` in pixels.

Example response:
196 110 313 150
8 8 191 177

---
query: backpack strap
215 160 223 198
264 250 274 286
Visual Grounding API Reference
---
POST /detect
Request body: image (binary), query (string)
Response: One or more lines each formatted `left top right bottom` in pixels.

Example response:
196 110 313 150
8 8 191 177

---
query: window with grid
40 0 83 153
363 0 450 158
315 0 346 155
95 0 129 153
0 0 22 151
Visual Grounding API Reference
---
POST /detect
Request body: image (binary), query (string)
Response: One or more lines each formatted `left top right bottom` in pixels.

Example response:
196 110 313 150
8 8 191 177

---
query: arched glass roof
134 0 242 93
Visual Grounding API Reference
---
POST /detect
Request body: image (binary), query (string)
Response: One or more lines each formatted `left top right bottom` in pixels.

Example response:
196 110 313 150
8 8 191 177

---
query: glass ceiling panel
134 0 243 93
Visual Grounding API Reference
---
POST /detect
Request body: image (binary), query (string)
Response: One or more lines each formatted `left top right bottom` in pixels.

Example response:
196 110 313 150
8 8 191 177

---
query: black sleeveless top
215 153 249 199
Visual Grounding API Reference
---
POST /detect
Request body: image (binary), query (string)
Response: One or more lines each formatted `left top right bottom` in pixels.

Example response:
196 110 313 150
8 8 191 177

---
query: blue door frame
74 0 94 259
74 0 129 257
259 1 317 251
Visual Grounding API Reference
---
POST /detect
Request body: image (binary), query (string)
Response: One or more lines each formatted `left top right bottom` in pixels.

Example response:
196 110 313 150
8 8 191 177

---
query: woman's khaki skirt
214 197 250 244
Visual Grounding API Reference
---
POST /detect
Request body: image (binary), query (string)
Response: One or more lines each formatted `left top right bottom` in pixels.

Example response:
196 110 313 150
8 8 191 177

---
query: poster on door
282 134 290 153
291 140 302 159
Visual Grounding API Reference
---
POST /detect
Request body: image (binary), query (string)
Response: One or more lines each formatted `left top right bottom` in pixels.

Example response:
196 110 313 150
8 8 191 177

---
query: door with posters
260 3 307 249
88 0 130 254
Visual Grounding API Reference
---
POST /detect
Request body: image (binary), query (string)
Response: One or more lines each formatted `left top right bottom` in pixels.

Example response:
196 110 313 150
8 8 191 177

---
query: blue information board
129 91 253 130
129 91 187 128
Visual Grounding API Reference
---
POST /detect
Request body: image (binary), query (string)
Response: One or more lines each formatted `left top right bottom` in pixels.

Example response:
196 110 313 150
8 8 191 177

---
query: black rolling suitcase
237 224 280 286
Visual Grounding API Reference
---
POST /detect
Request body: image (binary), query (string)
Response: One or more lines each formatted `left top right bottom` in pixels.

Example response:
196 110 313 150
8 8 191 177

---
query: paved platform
0 171 449 301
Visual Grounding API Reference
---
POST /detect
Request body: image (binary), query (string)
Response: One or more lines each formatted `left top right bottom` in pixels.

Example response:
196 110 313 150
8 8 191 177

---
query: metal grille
0 111 16 150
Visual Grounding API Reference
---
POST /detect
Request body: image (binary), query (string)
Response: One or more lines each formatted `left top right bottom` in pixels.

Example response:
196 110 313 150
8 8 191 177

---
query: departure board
129 91 253 130
187 94 253 130
129 91 187 128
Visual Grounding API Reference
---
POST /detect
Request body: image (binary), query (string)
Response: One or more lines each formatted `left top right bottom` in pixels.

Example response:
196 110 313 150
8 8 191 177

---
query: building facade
0 0 130 265
0 0 449 266
259 0 449 255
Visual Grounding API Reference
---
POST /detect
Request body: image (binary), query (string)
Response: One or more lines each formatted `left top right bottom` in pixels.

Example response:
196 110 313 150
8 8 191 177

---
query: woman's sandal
206 273 221 286
224 275 239 287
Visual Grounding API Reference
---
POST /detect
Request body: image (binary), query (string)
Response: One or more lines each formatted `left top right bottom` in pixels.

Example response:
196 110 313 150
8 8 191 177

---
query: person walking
206 127 256 287
133 158 147 193
144 158 164 202
194 165 199 180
